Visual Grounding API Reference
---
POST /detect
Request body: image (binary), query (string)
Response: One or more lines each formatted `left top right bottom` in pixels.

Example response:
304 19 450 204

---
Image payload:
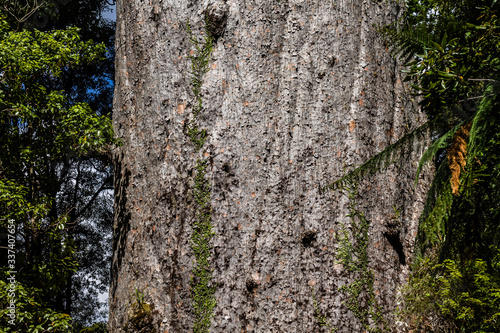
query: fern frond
415 159 452 257
414 85 498 187
379 25 434 64
323 122 431 192
467 84 498 164
414 85 498 257
415 122 463 185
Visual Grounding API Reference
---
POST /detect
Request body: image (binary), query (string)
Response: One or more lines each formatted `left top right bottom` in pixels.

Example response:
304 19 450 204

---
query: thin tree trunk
109 0 431 332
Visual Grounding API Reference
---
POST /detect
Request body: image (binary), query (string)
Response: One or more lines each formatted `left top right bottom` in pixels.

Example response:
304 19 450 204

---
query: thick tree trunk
109 0 431 332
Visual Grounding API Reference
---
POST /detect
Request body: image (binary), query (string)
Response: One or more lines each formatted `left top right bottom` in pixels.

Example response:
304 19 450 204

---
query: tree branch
73 175 113 221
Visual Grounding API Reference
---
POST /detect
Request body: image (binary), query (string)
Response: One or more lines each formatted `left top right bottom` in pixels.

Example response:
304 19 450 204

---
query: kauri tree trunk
109 0 431 332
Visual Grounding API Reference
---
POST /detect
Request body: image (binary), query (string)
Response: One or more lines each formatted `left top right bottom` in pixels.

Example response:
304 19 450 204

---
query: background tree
0 0 117 330
6 0 117 327
40 0 117 327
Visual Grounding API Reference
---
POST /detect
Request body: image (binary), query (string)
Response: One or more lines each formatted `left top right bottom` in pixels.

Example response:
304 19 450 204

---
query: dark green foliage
325 2 500 330
406 86 500 331
0 4 116 331
46 0 115 118
1 0 115 116
369 1 500 331
0 280 73 331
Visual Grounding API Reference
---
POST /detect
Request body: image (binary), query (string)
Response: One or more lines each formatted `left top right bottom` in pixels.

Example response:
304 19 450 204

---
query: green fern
379 24 434 65
414 122 462 184
323 121 430 192
467 84 497 164
415 160 452 257
405 86 498 259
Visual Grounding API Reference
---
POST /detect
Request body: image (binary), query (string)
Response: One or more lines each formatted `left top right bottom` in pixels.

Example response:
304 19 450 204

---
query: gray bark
109 0 432 332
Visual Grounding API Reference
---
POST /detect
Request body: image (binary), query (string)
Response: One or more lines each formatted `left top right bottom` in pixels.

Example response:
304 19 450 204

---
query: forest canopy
0 0 116 332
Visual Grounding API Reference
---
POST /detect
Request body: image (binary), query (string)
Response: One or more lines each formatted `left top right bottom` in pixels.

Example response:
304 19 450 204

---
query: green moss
335 182 387 332
186 18 214 152
311 286 337 332
186 18 216 333
128 302 153 329
191 159 216 333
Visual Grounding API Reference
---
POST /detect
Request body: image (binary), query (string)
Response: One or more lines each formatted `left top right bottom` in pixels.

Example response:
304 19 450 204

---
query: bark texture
109 0 432 332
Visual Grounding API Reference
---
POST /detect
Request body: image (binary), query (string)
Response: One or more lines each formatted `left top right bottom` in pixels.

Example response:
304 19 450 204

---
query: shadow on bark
110 152 132 298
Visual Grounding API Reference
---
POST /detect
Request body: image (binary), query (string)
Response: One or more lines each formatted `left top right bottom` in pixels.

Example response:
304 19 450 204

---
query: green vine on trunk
186 18 213 152
311 286 338 332
336 181 387 332
191 159 216 333
186 18 216 333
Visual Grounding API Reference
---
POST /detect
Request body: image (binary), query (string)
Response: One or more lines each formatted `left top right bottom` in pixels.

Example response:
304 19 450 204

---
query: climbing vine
191 159 216 333
186 17 216 333
310 285 337 332
186 18 213 151
335 182 387 332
